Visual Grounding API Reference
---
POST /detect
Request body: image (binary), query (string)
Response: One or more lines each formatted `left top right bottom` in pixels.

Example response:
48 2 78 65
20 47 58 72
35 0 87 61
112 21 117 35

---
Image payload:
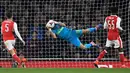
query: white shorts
105 36 123 48
4 40 16 50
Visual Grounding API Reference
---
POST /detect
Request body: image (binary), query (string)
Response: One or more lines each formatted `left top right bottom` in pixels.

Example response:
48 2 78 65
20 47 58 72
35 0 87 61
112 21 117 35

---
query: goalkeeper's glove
96 24 103 30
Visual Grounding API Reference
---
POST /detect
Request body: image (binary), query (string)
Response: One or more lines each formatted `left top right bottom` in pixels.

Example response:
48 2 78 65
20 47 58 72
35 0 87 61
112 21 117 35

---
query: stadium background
0 0 130 68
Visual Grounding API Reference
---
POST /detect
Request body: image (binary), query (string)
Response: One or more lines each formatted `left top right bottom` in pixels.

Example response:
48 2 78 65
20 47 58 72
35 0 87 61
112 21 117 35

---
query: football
46 20 55 28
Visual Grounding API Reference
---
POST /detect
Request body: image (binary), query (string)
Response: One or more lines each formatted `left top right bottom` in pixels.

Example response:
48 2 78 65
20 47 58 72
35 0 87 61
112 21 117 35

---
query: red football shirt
1 20 15 41
104 15 121 40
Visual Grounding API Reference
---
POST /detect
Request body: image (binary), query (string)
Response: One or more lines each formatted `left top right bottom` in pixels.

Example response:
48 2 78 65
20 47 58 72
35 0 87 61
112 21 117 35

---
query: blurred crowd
0 0 129 60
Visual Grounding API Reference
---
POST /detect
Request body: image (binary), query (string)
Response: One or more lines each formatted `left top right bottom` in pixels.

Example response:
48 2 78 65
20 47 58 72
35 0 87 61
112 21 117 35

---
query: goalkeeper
46 20 102 49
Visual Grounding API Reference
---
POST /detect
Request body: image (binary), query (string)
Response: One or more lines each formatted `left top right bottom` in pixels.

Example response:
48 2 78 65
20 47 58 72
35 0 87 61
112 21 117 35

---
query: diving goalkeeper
46 20 102 49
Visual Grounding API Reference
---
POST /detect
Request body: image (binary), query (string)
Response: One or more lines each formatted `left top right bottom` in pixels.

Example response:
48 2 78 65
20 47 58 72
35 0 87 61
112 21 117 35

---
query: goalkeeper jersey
52 24 72 40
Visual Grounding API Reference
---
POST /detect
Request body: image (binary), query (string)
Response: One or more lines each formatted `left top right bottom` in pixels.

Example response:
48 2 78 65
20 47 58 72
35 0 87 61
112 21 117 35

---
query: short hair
6 12 13 19
109 7 118 14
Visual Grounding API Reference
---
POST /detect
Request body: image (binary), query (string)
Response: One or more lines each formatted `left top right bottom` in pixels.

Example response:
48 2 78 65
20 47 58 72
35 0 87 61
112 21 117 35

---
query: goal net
0 0 130 68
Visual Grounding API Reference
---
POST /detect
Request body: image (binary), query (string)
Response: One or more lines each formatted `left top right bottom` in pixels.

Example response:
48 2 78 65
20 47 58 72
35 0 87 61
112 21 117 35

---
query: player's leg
79 42 98 49
4 40 21 65
69 37 85 49
115 36 124 62
93 39 112 68
84 41 99 48
13 40 27 67
69 37 98 49
114 36 127 67
20 55 27 68
93 47 109 68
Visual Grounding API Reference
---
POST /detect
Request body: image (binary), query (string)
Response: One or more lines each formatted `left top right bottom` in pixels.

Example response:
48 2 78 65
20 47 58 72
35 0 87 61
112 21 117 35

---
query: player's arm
116 17 123 31
49 20 66 27
47 27 57 39
46 20 57 38
55 21 66 27
104 18 108 29
14 22 25 45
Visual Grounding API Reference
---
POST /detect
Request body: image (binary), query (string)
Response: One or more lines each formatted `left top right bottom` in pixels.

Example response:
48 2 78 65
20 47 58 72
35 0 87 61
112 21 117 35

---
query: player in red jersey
93 7 127 68
1 12 25 67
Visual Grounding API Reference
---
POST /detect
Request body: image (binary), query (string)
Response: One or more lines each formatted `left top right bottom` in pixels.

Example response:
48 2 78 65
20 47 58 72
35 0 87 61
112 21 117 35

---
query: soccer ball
46 20 55 28
46 23 55 28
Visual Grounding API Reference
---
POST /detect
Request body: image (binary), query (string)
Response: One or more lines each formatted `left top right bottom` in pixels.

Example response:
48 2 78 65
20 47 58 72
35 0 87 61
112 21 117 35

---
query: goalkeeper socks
119 52 125 62
96 50 107 61
88 28 96 33
12 54 21 64
85 43 92 48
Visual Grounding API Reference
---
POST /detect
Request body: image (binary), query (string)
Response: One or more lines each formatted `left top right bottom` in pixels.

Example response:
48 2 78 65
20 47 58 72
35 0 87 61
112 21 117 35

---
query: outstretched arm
47 28 57 39
55 21 66 27
48 20 66 27
14 22 25 45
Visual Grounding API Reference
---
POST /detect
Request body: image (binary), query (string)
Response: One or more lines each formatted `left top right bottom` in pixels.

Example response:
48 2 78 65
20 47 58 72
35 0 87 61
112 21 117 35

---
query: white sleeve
104 18 107 29
14 22 24 42
116 17 123 31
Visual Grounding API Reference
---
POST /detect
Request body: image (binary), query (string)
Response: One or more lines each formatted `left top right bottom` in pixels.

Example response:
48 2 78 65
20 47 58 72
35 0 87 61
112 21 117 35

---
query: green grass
0 68 129 73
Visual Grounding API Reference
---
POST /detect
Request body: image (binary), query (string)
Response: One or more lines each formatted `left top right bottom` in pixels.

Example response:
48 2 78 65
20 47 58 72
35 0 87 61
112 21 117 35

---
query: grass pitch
0 68 129 73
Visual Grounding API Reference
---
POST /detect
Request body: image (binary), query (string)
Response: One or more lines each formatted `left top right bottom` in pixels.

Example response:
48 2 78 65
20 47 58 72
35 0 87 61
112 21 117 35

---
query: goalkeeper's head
110 7 118 15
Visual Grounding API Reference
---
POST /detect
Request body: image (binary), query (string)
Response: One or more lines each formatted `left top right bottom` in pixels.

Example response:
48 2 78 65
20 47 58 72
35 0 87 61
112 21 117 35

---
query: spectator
27 31 42 57
28 22 44 40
